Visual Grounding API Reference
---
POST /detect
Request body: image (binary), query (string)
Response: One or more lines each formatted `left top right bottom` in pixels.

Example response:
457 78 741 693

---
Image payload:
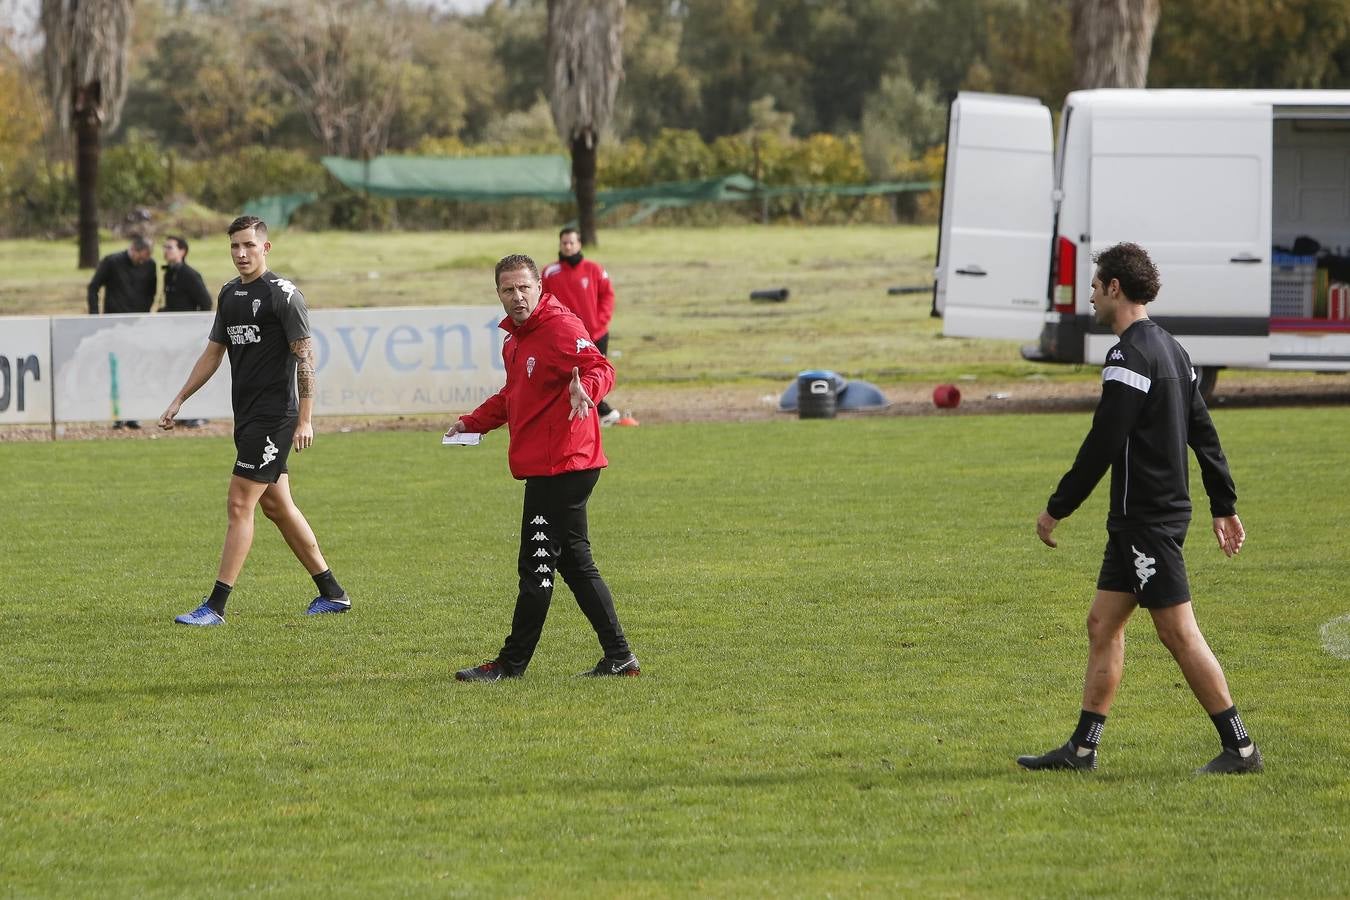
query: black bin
797 370 838 419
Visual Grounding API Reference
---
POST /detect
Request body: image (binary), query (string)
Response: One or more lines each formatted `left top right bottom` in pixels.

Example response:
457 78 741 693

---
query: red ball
932 384 961 409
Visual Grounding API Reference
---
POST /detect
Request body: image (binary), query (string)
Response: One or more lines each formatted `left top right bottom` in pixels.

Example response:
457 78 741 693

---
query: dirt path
4 373 1347 442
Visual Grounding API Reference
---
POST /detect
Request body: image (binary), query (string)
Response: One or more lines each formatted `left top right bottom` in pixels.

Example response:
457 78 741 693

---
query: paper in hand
442 432 482 446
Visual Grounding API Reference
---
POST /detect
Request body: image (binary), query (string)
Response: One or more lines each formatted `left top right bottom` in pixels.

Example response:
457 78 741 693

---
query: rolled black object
750 287 790 302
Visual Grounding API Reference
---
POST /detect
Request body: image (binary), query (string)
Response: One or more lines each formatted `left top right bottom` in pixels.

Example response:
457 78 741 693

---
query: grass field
0 226 1095 394
3 410 1348 896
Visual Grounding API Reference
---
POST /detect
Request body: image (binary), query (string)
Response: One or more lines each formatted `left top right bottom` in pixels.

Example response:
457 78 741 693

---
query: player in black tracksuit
158 215 350 627
1019 242 1262 775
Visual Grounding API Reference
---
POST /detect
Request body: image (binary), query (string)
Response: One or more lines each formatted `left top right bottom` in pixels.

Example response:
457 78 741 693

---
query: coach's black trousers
498 468 629 672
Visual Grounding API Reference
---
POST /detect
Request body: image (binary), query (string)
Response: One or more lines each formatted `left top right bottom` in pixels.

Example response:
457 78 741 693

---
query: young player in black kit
1019 242 1261 775
158 216 350 626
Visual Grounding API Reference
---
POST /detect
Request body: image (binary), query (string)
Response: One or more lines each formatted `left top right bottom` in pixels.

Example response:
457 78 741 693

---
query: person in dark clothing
160 235 213 312
158 215 350 627
1018 242 1261 776
89 235 156 428
88 236 156 315
448 254 639 682
160 235 214 427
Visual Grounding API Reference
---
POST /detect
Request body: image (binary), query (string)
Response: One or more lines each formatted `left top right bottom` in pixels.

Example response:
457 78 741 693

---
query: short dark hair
228 215 268 239
129 235 152 252
559 227 580 240
495 253 539 287
1094 242 1160 303
165 235 188 256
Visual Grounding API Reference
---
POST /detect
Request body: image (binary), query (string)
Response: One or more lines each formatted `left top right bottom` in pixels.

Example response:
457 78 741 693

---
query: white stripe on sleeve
1102 365 1151 393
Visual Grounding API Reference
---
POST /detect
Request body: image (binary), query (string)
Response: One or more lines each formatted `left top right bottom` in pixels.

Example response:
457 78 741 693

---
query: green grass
0 226 1088 390
2 410 1348 896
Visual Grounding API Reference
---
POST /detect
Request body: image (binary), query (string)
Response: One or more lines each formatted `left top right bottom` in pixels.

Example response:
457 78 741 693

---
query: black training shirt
208 271 311 422
1047 318 1237 529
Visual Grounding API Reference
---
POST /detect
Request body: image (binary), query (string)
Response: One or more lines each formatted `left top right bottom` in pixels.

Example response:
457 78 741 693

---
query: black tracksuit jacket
1047 318 1237 530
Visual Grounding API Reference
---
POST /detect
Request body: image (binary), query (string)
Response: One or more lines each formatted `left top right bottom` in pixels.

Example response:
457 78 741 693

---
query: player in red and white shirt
446 254 639 681
540 227 633 425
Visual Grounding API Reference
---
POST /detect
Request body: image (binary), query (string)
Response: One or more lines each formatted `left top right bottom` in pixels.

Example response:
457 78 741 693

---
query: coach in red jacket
541 227 624 424
447 253 640 682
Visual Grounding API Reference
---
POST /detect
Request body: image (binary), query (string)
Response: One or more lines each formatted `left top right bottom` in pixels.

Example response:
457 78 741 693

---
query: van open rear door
935 93 1054 340
1084 98 1272 367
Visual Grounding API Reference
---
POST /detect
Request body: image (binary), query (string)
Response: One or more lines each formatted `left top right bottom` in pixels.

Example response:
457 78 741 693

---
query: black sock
312 568 345 600
1210 705 1253 750
206 581 232 615
1071 710 1107 750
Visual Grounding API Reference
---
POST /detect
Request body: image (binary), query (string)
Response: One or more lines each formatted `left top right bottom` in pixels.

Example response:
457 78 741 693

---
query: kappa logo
261 435 278 468
533 548 549 558
540 578 552 589
526 356 536 378
1109 348 1125 362
252 298 261 317
534 564 550 573
1132 544 1157 588
268 276 298 303
576 338 594 353
234 290 249 297
532 531 548 541
531 515 548 525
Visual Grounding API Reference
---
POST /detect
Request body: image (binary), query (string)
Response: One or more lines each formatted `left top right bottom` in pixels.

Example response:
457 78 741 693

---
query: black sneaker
1197 744 1263 775
581 653 641 677
454 659 518 683
1016 741 1097 771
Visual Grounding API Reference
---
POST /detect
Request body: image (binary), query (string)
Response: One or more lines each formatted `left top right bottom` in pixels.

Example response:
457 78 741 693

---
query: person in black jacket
160 235 213 312
88 236 156 315
1018 242 1262 776
88 235 156 428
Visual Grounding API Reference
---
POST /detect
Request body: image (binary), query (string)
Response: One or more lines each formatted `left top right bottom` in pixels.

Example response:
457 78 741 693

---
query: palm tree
40 0 134 268
1072 0 1161 89
547 0 625 247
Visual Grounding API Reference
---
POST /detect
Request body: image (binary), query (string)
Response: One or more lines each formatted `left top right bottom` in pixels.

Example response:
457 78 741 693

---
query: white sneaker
600 409 622 427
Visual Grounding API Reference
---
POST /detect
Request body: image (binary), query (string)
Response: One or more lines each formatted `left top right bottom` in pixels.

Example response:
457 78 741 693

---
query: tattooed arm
291 336 318 451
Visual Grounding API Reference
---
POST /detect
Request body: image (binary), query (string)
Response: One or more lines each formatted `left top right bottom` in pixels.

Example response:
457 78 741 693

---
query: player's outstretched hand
1036 510 1059 548
158 401 180 430
444 419 466 438
568 367 595 421
1213 514 1245 558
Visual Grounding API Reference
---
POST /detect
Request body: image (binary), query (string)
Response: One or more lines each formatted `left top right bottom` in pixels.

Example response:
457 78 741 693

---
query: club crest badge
526 356 536 378
252 298 261 317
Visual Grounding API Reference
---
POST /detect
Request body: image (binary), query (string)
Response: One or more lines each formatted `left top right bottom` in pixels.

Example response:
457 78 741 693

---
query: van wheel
1196 366 1220 404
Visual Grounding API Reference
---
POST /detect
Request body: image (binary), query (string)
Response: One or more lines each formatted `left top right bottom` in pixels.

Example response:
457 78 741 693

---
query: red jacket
541 257 614 340
460 294 614 479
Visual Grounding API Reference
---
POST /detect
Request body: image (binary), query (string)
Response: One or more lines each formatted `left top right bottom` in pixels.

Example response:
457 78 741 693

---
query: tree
256 0 413 160
547 0 625 246
1072 0 1161 88
40 0 134 268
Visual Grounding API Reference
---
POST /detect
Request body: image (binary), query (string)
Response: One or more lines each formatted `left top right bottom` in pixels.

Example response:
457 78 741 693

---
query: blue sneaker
174 602 225 627
306 593 351 616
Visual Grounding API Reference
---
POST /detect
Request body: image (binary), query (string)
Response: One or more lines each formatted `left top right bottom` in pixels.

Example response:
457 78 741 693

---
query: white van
933 89 1350 397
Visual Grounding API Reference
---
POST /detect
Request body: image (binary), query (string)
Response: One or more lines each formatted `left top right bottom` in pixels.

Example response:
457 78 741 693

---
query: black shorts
1097 522 1191 608
232 417 296 484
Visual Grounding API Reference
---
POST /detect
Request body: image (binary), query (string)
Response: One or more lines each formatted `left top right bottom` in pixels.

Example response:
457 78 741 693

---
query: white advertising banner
0 316 53 425
48 307 507 423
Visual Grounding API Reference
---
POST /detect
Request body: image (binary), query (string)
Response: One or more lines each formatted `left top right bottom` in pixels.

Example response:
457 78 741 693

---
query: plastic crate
1271 252 1316 318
